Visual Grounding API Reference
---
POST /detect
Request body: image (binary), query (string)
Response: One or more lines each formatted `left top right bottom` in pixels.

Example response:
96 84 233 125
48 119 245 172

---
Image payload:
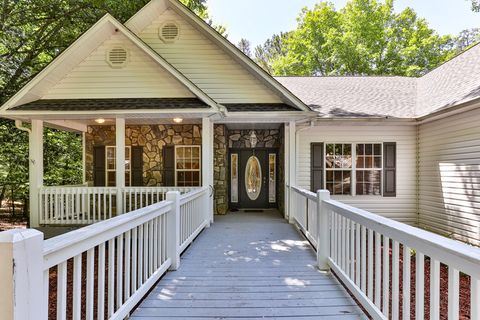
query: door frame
228 147 279 209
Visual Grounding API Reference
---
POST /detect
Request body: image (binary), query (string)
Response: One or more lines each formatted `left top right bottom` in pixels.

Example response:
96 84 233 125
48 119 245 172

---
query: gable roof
0 14 219 113
125 0 310 112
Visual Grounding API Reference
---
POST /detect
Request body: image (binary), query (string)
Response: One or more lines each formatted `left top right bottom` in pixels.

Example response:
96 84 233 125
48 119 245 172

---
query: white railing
39 186 197 225
290 186 321 248
289 185 480 320
179 188 210 253
0 188 211 320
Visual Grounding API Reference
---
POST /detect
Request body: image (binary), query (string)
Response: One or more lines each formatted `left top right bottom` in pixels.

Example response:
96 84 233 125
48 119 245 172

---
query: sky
207 0 480 48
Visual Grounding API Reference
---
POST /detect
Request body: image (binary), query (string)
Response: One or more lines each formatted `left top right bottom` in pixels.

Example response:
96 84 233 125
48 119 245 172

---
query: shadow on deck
131 209 366 319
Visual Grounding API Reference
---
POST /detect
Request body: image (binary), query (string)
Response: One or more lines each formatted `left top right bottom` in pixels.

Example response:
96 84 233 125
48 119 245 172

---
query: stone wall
213 124 228 215
85 124 201 186
228 129 281 148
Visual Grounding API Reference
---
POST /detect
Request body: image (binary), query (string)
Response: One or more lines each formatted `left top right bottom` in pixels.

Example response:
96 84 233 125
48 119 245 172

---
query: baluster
355 223 361 287
392 241 400 319
98 243 106 320
383 236 390 316
73 255 82 320
57 261 68 320
361 226 367 293
350 220 355 278
138 224 144 286
108 239 115 317
367 229 373 300
448 267 459 320
132 227 138 291
416 252 425 320
430 259 440 320
375 232 381 308
403 245 411 320
341 216 346 271
125 230 131 300
86 248 94 319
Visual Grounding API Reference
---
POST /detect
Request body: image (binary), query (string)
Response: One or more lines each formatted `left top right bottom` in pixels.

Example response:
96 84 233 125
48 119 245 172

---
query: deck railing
39 186 196 225
0 187 210 320
290 185 480 320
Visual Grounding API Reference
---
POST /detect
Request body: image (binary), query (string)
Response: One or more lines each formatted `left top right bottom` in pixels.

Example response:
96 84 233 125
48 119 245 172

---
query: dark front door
230 149 277 209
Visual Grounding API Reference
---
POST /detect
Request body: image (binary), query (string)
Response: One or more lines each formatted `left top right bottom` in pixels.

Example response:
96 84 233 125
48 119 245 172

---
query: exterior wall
136 9 283 104
297 122 417 224
213 125 228 215
85 124 201 186
227 129 281 148
44 33 194 99
418 108 480 246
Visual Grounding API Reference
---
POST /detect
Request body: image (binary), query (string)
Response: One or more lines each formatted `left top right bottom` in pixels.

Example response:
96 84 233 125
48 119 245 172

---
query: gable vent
159 22 180 43
106 47 128 68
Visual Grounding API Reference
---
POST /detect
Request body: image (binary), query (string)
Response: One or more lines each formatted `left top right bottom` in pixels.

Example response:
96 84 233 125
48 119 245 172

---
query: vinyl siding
136 9 283 104
43 33 194 99
418 108 480 246
297 123 417 224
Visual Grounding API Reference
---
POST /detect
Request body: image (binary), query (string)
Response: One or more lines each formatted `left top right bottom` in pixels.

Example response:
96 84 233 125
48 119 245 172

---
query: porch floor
131 209 365 319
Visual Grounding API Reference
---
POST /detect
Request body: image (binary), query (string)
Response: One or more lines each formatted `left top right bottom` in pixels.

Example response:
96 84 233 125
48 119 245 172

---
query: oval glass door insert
245 156 262 200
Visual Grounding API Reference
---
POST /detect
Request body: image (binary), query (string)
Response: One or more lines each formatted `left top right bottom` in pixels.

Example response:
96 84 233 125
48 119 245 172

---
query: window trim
105 146 131 187
174 145 202 187
323 142 384 196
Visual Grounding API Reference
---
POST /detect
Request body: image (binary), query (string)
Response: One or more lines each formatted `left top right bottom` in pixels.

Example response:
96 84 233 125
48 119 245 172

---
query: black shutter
131 146 143 186
383 142 396 197
93 146 106 187
163 146 175 186
311 143 324 192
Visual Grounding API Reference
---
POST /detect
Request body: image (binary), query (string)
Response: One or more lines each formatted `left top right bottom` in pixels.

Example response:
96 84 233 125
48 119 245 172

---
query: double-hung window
105 146 131 186
175 145 201 186
324 143 383 196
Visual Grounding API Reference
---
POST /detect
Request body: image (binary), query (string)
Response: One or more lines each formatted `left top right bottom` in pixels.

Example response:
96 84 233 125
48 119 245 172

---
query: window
105 146 131 186
356 143 382 195
325 144 352 195
324 143 383 196
175 146 201 187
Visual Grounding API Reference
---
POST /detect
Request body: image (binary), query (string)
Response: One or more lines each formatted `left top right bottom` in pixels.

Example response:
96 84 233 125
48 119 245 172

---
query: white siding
297 123 417 224
136 9 283 104
418 108 480 246
43 33 194 99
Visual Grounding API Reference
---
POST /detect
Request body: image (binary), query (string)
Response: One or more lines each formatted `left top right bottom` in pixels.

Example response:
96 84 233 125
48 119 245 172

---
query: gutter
416 97 480 124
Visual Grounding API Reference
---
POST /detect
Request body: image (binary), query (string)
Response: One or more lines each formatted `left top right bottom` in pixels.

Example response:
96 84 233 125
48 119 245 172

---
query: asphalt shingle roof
276 43 480 119
13 98 209 111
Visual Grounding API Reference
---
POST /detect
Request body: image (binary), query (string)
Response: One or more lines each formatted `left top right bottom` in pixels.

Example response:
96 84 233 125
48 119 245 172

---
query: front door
230 149 277 209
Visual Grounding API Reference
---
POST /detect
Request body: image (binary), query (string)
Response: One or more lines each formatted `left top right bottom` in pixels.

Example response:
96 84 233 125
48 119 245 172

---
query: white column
284 123 290 220
29 120 43 228
0 229 44 319
317 190 331 271
288 121 296 223
115 118 125 214
202 117 214 224
82 132 86 184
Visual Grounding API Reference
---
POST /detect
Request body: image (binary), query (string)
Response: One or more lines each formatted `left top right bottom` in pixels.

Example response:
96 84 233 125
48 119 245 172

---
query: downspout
15 120 31 134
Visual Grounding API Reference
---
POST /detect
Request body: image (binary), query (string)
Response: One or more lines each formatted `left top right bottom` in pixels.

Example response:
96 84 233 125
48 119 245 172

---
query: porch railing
39 186 196 225
0 187 210 320
290 185 480 320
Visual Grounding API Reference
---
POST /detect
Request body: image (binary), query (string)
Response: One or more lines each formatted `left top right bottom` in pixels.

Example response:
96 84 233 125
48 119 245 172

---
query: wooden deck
131 209 365 319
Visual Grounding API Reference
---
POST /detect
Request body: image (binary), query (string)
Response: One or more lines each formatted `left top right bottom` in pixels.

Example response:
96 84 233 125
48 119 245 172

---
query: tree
470 0 480 11
254 32 290 74
454 28 480 52
266 0 455 77
237 38 252 57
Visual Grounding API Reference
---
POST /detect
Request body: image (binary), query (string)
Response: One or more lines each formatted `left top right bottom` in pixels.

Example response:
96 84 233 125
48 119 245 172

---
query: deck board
131 209 365 319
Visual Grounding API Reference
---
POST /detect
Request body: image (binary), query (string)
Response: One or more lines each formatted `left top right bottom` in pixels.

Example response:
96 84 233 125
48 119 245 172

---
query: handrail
324 199 480 276
43 200 172 269
289 185 480 320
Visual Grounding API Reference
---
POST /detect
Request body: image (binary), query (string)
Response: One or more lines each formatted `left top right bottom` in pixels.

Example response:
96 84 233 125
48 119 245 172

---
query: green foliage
237 38 252 57
261 0 457 77
470 0 480 11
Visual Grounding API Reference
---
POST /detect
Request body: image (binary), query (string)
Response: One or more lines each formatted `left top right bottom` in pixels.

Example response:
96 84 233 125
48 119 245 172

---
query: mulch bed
0 215 28 231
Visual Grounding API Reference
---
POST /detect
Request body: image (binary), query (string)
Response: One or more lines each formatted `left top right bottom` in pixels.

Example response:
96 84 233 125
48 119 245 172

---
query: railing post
317 190 331 271
0 229 44 320
288 186 295 224
166 191 181 270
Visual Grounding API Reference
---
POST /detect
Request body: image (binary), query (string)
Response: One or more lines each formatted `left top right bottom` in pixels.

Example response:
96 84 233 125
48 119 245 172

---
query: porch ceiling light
249 130 258 148
173 118 183 124
95 118 106 124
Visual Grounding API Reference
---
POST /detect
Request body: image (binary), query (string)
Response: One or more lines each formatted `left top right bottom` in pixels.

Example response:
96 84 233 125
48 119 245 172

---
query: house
1 0 480 244
1 0 480 319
